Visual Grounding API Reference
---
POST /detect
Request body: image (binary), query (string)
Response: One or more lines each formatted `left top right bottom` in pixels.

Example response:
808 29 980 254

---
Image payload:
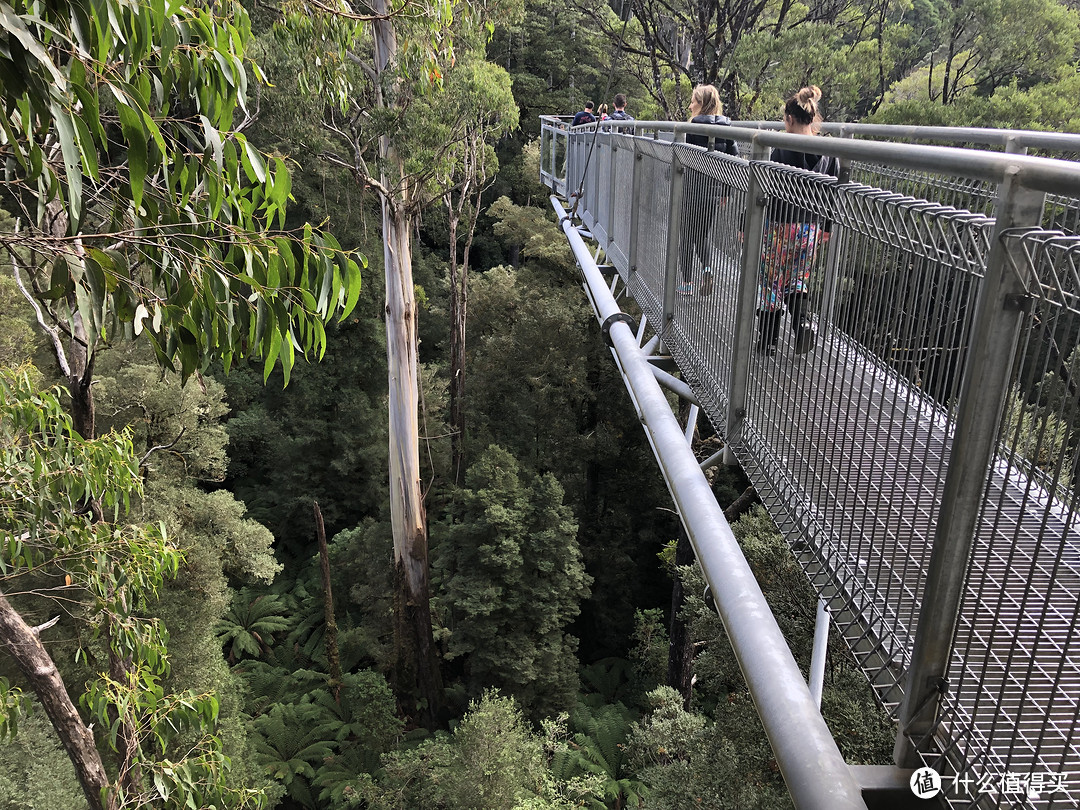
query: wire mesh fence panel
1044 195 1080 235
589 135 613 248
924 232 1080 810
662 144 749 430
851 163 1000 216
607 134 637 276
732 168 990 722
579 136 606 242
625 138 674 328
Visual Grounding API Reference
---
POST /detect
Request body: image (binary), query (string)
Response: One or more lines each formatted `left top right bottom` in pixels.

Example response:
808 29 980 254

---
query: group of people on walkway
570 84 838 357
571 94 634 126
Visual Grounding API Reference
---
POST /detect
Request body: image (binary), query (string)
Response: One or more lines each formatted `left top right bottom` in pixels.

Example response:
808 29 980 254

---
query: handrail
732 120 1080 152
540 115 1080 194
544 114 1080 153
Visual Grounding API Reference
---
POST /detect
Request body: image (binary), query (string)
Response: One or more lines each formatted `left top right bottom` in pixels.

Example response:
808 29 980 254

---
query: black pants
679 188 720 282
757 292 812 351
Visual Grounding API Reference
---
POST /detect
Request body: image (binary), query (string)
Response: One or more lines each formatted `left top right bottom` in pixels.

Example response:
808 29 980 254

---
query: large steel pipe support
552 196 867 810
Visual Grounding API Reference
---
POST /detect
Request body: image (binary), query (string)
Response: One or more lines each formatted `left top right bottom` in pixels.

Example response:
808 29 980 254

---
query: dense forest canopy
1 0 1078 806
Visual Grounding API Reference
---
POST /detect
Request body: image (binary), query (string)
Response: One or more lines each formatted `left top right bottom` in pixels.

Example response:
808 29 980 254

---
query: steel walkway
541 118 1080 810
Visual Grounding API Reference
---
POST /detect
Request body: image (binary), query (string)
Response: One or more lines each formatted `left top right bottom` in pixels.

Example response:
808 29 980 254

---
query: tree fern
565 702 647 809
252 703 338 809
216 588 293 663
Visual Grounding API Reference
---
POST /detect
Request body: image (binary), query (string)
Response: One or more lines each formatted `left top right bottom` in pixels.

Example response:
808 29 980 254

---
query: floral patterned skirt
758 222 825 312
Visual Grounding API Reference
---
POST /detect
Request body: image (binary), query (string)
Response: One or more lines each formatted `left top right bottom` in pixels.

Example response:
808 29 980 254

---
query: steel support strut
553 195 868 810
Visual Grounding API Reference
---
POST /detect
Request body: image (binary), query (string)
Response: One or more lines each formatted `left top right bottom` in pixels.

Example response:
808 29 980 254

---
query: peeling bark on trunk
371 0 442 726
0 592 113 810
381 193 444 726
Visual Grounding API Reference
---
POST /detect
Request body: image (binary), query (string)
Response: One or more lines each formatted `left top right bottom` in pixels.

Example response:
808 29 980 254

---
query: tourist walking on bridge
608 93 633 122
757 85 838 354
572 101 597 127
677 84 739 296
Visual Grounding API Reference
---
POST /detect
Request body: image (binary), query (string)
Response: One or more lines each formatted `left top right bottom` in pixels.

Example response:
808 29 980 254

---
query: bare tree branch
10 234 73 377
138 427 187 468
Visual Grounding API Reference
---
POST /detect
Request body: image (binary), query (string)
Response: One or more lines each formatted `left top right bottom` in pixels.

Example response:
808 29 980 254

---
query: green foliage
629 610 669 696
1002 384 1073 492
3 0 363 383
562 701 647 810
333 519 399 667
84 672 266 810
0 370 175 660
218 588 292 663
465 218 675 658
0 709 86 809
221 315 390 557
0 368 264 809
243 667 399 803
487 0 614 130
370 691 602 810
439 445 591 718
579 658 637 707
0 253 41 374
624 686 784 810
870 0 1080 128
252 702 336 808
0 678 28 742
665 506 893 799
411 55 520 199
488 196 574 268
81 346 277 800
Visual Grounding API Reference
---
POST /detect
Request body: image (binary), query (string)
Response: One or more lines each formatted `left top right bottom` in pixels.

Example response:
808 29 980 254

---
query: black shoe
700 269 713 297
793 322 816 354
757 309 782 354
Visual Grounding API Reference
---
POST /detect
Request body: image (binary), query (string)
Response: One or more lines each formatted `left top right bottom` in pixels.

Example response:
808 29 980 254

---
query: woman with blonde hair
677 84 739 296
756 85 838 353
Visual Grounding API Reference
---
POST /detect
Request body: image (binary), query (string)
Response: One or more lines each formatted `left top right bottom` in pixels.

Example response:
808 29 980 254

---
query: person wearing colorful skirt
758 85 838 355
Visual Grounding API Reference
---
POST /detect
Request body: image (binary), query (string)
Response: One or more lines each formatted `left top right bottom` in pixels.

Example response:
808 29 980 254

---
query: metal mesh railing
539 117 1080 809
929 232 1080 807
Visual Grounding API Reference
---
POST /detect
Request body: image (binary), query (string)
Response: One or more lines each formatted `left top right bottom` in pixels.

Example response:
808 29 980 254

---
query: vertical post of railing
893 165 1045 766
1004 135 1028 157
724 138 770 465
809 600 830 709
546 122 555 186
662 147 687 329
554 127 563 192
606 135 618 255
818 127 853 331
567 129 578 202
627 144 645 288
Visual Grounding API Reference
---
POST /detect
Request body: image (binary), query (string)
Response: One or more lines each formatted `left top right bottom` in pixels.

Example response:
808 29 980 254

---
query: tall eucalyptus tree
276 0 518 722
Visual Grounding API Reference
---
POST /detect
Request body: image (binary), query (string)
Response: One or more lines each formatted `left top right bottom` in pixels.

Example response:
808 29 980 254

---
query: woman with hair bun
757 85 838 354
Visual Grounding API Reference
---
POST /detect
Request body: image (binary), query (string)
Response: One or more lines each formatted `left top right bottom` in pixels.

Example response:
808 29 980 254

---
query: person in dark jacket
686 85 739 156
608 93 633 121
678 84 740 296
572 101 596 127
757 85 839 354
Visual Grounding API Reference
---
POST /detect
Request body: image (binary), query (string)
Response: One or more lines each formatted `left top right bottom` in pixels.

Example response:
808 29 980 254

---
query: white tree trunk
372 2 442 720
